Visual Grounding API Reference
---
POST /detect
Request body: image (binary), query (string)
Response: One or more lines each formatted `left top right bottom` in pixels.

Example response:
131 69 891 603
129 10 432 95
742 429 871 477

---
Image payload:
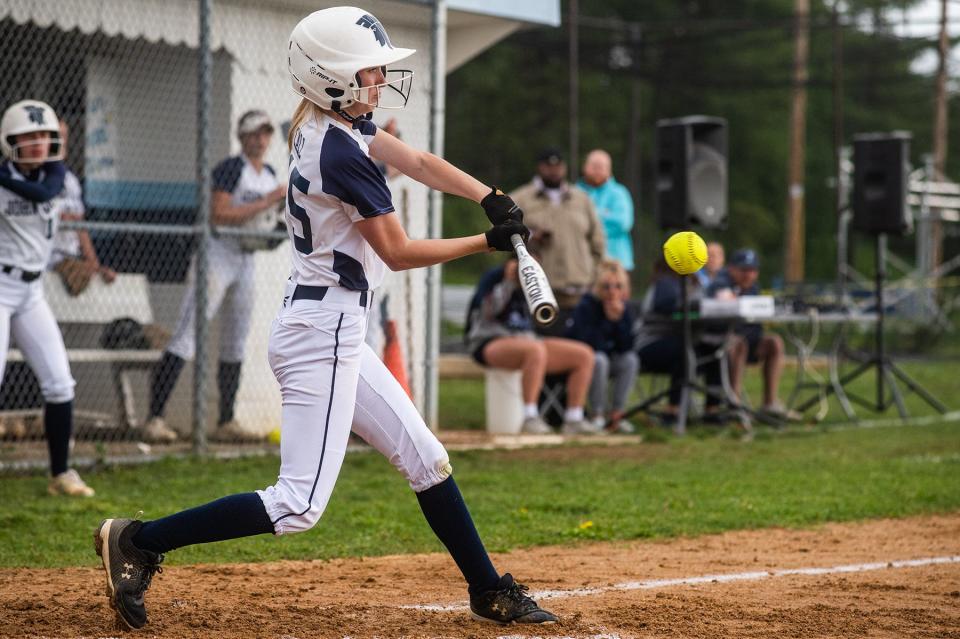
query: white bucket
484 368 523 434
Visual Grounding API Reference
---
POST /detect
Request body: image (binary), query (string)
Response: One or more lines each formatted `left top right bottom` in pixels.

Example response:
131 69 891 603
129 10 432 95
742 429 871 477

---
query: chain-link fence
0 0 436 472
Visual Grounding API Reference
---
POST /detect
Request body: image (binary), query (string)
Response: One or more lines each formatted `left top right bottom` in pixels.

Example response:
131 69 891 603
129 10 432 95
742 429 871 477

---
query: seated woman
567 259 639 433
466 256 597 435
634 257 725 425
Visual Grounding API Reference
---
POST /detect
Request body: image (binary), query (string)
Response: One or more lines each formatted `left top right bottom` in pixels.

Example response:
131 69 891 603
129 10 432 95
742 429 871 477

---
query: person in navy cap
707 249 796 422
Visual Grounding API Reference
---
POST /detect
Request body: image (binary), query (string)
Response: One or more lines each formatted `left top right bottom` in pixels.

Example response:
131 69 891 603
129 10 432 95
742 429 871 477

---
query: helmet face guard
6 133 64 164
353 69 414 110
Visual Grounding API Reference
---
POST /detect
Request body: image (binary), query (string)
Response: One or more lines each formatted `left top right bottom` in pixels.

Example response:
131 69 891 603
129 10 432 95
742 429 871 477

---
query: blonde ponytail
287 99 321 151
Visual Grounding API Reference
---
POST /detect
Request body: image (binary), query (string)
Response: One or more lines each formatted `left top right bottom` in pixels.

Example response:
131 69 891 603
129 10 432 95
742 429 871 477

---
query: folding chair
538 373 568 427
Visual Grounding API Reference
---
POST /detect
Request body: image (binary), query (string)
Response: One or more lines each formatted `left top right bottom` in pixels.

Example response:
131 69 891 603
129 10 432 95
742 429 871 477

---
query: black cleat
94 518 164 629
470 573 558 625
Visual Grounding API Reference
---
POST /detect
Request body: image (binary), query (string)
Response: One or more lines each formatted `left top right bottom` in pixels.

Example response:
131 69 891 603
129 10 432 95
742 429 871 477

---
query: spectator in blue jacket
568 259 639 433
578 149 635 271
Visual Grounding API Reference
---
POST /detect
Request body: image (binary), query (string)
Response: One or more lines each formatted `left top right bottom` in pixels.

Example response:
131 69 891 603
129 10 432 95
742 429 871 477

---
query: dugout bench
2 273 162 434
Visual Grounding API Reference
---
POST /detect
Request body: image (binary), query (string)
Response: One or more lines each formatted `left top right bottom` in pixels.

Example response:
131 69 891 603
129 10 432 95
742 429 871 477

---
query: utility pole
930 0 949 277
569 0 579 179
784 0 810 284
832 0 846 298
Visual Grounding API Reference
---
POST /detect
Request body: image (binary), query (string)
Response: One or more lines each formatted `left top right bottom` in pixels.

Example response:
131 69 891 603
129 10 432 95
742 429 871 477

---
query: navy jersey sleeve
211 157 243 194
320 128 393 220
0 160 65 203
352 117 378 144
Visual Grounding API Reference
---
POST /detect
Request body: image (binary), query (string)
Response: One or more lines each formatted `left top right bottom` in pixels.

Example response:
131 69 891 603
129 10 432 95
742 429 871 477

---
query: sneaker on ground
140 417 178 443
94 518 164 630
211 420 265 443
470 573 558 625
761 403 803 423
561 419 600 435
48 469 95 497
589 415 607 430
520 416 553 434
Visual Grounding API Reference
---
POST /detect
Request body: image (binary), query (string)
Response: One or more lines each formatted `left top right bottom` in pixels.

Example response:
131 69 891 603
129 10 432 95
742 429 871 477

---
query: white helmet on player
0 99 64 163
288 7 415 117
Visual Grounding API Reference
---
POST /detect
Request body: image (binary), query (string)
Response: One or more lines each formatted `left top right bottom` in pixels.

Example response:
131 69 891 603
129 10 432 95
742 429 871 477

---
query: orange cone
383 319 412 398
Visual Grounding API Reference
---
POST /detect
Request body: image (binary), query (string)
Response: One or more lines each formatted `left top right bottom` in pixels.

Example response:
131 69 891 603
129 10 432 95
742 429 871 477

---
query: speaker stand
799 234 946 419
620 274 760 435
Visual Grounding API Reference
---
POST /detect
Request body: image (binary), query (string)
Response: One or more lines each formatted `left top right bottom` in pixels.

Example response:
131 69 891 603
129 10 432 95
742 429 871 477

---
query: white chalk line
403 555 960 612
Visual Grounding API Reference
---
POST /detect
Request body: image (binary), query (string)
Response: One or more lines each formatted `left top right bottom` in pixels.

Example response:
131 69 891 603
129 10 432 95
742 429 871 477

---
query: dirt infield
3 514 959 638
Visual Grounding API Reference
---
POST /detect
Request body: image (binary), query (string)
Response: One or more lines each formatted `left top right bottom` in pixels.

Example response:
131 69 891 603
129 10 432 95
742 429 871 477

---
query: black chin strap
330 101 372 125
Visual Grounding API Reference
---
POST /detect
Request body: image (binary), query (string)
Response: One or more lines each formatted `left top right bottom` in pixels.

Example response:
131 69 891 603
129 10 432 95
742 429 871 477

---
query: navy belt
1 265 42 282
291 284 369 307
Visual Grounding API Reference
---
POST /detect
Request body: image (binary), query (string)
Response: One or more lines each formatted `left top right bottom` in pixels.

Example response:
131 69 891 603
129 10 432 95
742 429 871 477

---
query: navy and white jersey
0 160 62 272
285 113 393 291
212 154 280 252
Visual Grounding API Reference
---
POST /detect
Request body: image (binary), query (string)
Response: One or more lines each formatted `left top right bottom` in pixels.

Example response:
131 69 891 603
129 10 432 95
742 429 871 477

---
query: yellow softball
663 231 708 275
268 428 281 445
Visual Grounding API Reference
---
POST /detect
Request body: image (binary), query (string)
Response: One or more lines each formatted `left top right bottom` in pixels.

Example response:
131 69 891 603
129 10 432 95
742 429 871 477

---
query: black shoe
94 518 164 629
469 573 558 625
651 411 678 428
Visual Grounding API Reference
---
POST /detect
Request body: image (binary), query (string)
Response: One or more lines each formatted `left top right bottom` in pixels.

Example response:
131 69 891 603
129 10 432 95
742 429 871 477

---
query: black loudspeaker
655 116 728 229
852 132 912 236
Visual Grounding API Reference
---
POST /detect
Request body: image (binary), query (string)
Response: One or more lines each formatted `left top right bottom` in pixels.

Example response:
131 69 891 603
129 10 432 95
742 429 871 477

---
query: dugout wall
0 0 559 469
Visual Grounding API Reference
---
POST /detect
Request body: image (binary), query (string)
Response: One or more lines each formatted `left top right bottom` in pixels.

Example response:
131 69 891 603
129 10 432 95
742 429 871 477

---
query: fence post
193 0 213 454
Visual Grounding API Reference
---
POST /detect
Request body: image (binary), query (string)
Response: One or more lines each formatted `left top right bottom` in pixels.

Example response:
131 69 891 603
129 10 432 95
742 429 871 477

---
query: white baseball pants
166 237 255 362
0 273 75 403
258 286 450 535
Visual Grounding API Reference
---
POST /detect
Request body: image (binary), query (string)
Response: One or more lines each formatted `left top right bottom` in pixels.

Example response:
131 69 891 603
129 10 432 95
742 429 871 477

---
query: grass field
439 358 960 431
1 416 958 568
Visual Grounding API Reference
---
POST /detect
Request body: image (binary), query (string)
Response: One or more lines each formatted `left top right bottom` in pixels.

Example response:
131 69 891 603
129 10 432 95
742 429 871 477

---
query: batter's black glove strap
485 220 530 252
481 187 523 225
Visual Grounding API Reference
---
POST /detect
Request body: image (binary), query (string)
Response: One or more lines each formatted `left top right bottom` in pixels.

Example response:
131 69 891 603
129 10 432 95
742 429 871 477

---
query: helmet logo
24 105 46 125
356 14 392 48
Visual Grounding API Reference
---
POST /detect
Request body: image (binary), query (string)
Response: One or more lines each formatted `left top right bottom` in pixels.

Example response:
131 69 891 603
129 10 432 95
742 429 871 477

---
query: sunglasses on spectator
600 282 623 290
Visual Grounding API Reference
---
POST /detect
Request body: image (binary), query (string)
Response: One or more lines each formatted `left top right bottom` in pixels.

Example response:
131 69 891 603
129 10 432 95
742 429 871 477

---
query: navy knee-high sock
132 492 274 555
217 360 242 425
416 476 500 595
45 400 73 476
149 351 185 419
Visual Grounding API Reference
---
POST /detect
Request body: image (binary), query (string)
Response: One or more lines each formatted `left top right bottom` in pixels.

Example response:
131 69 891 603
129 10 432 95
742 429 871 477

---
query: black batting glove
481 187 523 225
485 220 530 252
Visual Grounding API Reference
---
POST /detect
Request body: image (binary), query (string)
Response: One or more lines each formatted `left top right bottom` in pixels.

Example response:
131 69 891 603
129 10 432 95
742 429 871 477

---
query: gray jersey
0 161 61 272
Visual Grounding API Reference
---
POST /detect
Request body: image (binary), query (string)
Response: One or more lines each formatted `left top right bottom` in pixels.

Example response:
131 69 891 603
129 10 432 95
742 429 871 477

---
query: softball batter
0 99 93 497
95 6 557 629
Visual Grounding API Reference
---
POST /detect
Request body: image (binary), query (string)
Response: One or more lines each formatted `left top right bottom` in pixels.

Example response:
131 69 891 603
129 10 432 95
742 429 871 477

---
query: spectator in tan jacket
510 147 605 335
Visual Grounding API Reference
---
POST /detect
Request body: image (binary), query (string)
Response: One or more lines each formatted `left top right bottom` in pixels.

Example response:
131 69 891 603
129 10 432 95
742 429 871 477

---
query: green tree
443 0 955 287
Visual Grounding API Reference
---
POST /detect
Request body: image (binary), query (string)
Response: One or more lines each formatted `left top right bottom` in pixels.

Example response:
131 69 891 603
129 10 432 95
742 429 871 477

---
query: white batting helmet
288 7 415 116
1 100 64 162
